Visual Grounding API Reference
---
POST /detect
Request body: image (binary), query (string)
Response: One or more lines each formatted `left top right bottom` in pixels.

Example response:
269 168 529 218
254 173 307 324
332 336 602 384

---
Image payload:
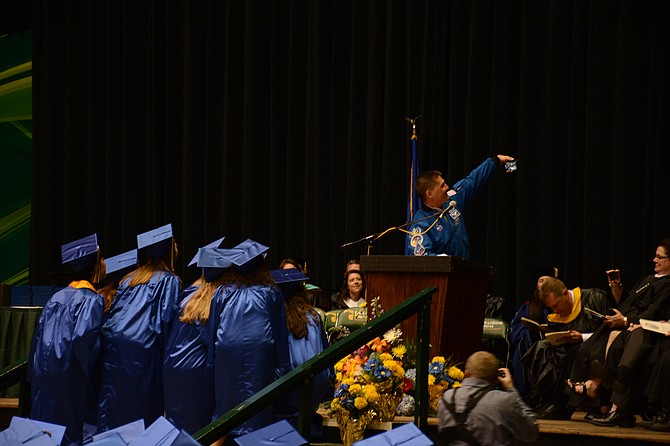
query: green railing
0 286 437 445
194 286 436 445
0 358 30 417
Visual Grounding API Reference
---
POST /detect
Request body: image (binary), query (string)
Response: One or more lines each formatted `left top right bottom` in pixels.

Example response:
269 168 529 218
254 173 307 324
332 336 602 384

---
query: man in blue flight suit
407 154 515 258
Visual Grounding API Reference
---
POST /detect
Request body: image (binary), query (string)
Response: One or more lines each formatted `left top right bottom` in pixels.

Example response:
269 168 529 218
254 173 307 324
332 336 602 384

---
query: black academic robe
522 287 610 408
568 275 670 408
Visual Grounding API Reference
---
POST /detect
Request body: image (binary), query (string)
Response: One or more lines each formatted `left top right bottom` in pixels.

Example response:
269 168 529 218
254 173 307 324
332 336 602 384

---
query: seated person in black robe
566 241 670 420
522 277 609 419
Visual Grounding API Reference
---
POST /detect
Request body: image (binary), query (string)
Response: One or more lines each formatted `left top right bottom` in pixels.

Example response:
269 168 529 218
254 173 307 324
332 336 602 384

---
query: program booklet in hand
520 317 549 333
545 331 574 347
640 319 670 335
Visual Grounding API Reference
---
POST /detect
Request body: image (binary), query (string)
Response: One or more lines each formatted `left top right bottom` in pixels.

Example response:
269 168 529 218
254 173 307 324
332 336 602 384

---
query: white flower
383 327 403 343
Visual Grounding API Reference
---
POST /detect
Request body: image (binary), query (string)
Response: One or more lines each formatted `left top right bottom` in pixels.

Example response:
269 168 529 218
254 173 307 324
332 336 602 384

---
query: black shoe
535 403 573 420
590 410 635 428
640 417 657 429
640 410 661 429
649 410 670 432
584 410 599 422
591 360 626 394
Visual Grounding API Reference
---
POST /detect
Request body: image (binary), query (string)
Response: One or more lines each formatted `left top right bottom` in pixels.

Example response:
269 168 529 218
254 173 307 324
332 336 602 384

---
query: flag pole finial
405 115 422 140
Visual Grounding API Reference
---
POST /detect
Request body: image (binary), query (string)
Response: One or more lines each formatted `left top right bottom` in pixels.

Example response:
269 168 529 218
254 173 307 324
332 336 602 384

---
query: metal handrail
0 286 437 444
194 286 436 445
0 358 30 417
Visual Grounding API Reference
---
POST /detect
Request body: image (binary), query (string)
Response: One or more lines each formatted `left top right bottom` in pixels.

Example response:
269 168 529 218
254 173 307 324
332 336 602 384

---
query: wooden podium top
359 255 495 274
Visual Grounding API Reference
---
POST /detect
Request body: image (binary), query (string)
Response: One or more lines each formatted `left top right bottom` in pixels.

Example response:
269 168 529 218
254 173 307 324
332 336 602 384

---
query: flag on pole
405 116 421 255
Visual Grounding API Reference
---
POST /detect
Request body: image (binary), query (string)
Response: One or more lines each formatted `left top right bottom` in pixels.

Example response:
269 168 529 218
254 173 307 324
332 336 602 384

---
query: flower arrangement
330 328 407 445
400 355 464 415
428 356 464 412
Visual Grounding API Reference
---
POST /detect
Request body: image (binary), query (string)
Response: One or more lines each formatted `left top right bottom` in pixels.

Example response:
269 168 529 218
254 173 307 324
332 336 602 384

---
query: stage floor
320 411 670 445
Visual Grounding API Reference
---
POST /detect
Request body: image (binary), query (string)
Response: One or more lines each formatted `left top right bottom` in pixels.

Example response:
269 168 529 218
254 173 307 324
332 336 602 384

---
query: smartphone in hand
606 269 621 282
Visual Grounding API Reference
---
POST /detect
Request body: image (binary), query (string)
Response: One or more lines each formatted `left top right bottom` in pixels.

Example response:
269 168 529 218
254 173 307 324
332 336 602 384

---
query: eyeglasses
655 255 669 260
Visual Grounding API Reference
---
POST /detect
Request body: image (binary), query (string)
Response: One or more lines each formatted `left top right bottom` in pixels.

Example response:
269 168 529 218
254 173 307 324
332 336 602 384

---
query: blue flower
429 361 444 376
373 365 392 379
335 383 349 398
364 357 380 372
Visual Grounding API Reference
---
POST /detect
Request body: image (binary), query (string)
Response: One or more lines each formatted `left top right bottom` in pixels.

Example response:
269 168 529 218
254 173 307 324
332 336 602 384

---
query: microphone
438 200 458 219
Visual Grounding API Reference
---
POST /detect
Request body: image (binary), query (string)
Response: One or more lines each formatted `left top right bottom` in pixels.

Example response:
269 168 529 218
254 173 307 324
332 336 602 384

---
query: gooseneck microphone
438 200 458 219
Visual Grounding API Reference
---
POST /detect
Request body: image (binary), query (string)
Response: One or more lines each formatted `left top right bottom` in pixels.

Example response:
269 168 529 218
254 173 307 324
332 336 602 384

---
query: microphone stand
339 207 448 254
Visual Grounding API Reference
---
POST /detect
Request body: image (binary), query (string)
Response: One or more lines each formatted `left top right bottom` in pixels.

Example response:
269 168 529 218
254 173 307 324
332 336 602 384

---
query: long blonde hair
180 282 218 323
180 269 235 323
122 240 176 287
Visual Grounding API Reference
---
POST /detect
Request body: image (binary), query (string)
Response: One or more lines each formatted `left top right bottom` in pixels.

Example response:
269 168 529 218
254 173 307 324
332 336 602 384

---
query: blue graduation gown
97 271 180 432
509 302 549 398
276 312 333 437
212 285 292 436
29 282 104 445
163 285 229 434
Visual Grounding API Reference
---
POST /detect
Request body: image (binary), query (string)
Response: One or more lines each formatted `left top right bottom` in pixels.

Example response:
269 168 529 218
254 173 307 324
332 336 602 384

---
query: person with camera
437 351 538 446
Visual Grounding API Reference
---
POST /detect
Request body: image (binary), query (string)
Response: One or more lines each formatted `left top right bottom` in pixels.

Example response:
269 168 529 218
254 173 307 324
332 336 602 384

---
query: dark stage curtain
28 0 670 318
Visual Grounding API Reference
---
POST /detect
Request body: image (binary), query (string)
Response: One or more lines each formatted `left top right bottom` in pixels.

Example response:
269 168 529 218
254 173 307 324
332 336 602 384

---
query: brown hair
414 170 443 201
285 284 319 339
538 277 567 302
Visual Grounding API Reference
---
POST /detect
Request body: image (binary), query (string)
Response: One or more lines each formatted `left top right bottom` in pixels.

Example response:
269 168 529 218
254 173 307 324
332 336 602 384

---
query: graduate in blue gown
163 242 230 434
211 240 292 440
29 234 106 445
96 249 138 313
98 224 181 432
271 268 333 439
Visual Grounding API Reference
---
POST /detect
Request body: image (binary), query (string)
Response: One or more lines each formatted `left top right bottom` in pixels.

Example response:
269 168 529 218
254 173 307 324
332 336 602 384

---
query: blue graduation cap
128 417 178 446
229 239 269 273
188 236 226 267
0 417 64 445
270 268 309 296
87 419 144 445
137 224 173 261
85 433 128 445
105 249 138 278
234 420 308 446
271 268 309 284
352 423 433 446
61 233 99 272
123 417 199 446
197 247 235 282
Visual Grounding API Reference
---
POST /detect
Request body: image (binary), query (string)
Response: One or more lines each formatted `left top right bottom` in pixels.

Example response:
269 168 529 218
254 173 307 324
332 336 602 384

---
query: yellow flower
362 384 380 402
383 360 404 378
334 358 347 372
452 381 462 388
392 345 406 358
354 397 368 409
335 372 342 382
428 374 436 385
349 384 363 394
447 366 464 381
342 377 355 386
431 356 445 364
379 353 393 362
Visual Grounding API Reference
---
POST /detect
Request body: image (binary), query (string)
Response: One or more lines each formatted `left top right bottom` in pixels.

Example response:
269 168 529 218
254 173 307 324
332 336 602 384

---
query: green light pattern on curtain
0 32 32 286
